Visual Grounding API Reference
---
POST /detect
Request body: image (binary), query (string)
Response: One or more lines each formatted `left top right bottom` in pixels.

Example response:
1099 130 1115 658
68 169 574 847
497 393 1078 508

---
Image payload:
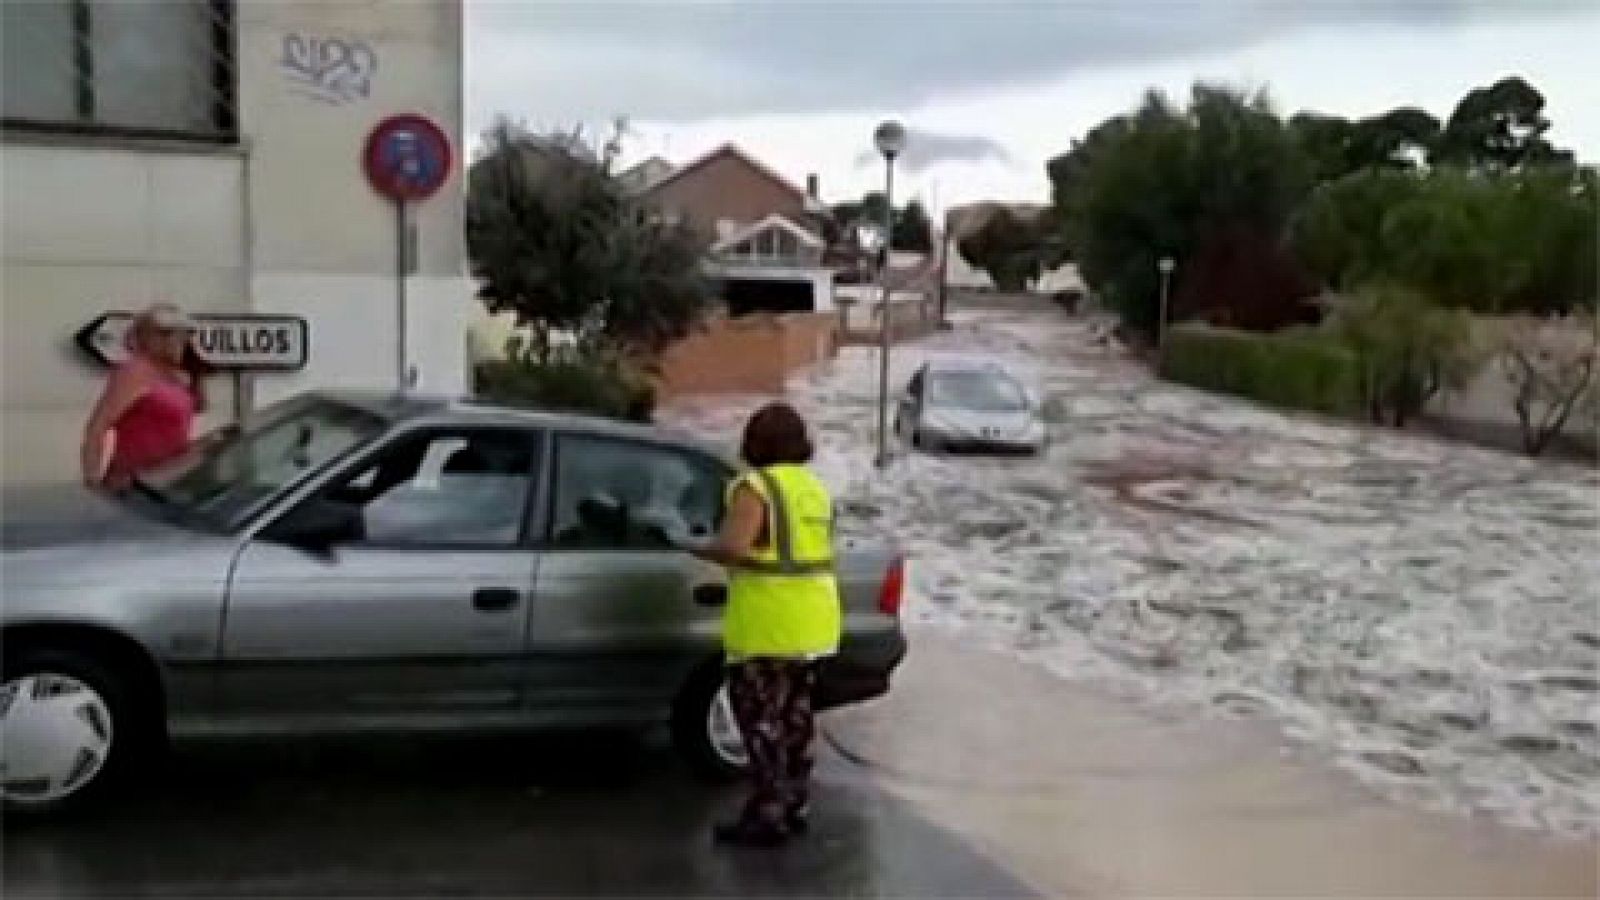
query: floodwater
661 306 1600 838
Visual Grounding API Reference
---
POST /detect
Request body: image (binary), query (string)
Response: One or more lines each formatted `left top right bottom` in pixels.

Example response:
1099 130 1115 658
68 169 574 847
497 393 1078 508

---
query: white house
1 0 471 485
640 144 836 316
702 213 835 315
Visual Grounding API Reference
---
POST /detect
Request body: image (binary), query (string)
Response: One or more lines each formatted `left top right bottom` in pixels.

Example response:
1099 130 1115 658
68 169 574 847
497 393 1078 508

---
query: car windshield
928 371 1029 412
139 396 386 530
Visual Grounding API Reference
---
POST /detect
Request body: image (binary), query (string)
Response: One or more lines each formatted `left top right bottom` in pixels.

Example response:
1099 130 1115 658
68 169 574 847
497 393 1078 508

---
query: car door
217 426 544 723
525 431 728 721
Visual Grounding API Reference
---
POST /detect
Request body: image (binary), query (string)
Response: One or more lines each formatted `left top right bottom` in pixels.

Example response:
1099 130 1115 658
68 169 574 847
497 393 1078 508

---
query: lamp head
874 121 908 161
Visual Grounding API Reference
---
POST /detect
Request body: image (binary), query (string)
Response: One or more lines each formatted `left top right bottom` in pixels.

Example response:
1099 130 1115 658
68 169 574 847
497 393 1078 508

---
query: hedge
1159 324 1362 417
474 357 655 423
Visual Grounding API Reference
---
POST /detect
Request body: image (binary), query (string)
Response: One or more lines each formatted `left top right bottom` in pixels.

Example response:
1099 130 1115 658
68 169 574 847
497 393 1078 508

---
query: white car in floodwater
895 360 1046 455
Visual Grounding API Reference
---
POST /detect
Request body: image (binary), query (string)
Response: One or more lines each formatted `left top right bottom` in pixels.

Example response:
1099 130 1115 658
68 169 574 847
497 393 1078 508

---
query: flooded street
832 633 1598 898
8 635 1591 898
2 728 1030 898
3 304 1587 890
6 305 1593 898
662 305 1600 839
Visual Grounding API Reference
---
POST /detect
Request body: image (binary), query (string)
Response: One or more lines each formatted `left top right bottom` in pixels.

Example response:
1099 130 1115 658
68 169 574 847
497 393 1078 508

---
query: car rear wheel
671 663 748 782
1 647 150 817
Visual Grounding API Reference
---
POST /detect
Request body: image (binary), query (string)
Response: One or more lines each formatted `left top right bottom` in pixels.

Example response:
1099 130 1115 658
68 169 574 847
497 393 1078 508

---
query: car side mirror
264 497 363 559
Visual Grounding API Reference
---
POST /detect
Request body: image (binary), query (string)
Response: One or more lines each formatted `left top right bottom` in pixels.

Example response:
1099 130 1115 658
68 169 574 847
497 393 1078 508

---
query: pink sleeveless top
108 359 196 479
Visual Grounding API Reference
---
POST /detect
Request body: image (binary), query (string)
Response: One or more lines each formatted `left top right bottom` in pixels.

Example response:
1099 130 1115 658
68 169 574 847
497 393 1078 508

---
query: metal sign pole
395 198 408 390
230 371 249 429
364 112 451 389
365 113 451 393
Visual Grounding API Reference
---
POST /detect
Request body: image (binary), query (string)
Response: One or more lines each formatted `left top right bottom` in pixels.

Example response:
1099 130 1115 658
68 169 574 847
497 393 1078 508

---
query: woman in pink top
80 304 209 489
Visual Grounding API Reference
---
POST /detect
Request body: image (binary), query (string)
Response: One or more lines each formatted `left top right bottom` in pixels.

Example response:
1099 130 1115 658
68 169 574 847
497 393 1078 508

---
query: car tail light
878 555 906 617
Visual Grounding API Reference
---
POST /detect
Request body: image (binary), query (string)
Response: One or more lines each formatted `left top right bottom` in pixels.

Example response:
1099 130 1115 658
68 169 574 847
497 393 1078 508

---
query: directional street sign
75 312 309 371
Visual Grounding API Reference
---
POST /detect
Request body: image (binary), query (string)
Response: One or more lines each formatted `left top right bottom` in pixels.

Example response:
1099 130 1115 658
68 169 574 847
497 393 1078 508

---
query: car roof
308 390 727 460
921 358 1017 377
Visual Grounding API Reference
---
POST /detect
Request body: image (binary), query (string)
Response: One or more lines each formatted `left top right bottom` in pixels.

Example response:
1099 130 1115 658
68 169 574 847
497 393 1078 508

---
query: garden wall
654 311 840 399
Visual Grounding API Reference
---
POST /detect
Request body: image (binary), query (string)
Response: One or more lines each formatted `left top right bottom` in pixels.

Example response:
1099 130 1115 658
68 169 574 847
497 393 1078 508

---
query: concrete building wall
234 0 468 406
2 0 470 485
1 144 250 483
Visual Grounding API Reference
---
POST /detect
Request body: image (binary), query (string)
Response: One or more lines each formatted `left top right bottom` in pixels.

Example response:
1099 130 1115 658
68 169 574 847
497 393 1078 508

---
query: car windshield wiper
125 476 225 530
128 476 173 509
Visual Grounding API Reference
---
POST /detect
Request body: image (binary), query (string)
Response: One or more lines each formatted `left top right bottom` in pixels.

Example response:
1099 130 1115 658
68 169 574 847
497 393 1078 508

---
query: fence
834 286 940 345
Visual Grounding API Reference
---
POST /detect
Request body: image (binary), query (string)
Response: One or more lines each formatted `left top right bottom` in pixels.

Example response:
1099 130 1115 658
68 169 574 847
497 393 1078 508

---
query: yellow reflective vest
722 464 842 660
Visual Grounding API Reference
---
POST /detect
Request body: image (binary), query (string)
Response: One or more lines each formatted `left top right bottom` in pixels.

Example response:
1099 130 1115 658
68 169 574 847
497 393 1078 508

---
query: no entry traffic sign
76 312 308 371
363 113 452 202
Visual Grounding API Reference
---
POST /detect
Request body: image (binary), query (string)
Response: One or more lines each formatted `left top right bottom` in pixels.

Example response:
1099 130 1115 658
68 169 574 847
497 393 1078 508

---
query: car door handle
693 584 728 607
472 587 521 612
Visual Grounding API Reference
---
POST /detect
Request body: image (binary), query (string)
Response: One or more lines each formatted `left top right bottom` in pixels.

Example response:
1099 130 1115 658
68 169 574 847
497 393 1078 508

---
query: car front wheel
1 647 150 816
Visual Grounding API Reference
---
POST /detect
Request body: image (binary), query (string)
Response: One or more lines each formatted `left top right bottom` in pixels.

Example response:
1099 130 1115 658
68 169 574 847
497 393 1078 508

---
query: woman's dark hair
740 402 814 468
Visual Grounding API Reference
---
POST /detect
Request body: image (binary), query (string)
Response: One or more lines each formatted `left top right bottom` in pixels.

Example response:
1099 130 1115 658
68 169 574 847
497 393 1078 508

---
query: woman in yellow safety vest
691 402 841 846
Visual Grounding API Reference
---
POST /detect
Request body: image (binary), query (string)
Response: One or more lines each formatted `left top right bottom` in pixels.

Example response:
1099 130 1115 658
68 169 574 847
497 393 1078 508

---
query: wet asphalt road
2 727 1033 898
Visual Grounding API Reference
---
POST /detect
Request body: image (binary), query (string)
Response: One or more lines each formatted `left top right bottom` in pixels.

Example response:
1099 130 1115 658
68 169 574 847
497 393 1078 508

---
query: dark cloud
853 128 1013 173
468 0 1595 125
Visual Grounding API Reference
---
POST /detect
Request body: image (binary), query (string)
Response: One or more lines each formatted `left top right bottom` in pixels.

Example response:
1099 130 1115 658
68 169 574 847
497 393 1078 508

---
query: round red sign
363 113 453 202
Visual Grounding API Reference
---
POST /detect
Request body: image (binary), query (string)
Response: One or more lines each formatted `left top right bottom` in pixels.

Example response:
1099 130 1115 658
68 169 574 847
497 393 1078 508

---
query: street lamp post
1157 256 1176 350
873 120 907 470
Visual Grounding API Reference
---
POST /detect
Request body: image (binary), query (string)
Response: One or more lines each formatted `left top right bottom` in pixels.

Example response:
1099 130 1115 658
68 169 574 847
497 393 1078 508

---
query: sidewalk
825 631 1599 898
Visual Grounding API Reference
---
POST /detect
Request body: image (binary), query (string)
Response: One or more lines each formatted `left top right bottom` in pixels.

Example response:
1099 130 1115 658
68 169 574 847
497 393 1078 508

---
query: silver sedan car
895 361 1047 454
1 392 906 814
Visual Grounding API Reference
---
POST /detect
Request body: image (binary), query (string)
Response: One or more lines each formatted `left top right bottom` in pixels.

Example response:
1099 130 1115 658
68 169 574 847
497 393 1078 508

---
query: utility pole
873 121 907 470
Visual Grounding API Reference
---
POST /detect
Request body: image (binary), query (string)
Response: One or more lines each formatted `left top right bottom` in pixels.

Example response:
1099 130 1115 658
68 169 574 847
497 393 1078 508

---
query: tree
1289 108 1438 183
1046 84 1314 335
1349 107 1440 170
1430 76 1574 171
1289 112 1359 184
832 193 933 253
1295 166 1598 315
1292 169 1426 290
1479 166 1597 315
1046 113 1135 252
893 201 934 253
958 209 1044 291
1329 282 1481 426
466 119 711 363
1497 313 1598 456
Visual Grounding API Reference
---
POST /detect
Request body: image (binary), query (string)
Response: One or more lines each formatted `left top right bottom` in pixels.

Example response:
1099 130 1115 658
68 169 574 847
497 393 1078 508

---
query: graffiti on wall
280 33 377 105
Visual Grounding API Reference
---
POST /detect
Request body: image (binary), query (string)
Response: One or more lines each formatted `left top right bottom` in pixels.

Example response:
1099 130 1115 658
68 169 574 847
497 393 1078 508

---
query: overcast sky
466 0 1600 213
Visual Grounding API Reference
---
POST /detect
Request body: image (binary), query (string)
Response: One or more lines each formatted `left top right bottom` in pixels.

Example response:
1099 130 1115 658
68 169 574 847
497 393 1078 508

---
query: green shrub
1160 324 1361 416
474 357 655 423
1327 282 1483 426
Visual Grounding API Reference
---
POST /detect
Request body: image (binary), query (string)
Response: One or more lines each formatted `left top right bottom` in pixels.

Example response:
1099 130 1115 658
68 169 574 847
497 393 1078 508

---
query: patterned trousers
726 658 818 828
